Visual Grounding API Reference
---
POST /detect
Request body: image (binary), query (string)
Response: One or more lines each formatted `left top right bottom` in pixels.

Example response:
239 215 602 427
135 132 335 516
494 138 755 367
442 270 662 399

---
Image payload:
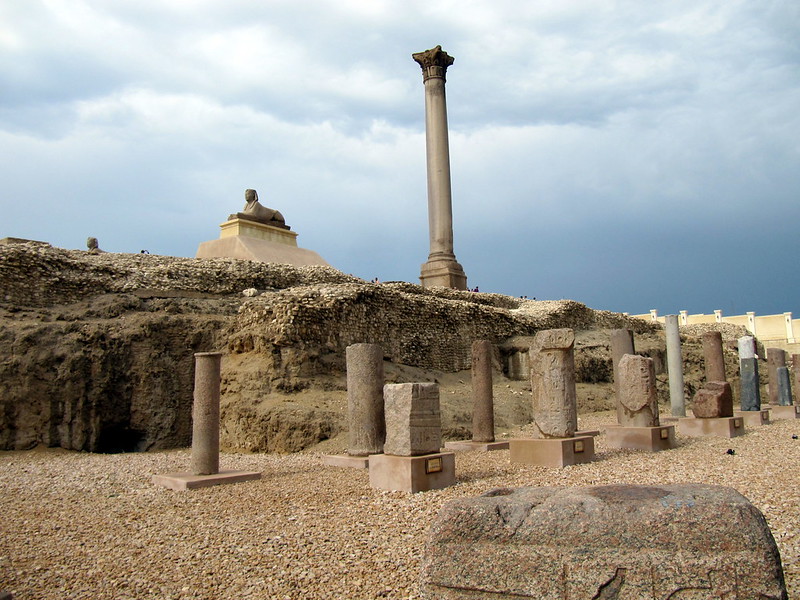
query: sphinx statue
229 189 289 230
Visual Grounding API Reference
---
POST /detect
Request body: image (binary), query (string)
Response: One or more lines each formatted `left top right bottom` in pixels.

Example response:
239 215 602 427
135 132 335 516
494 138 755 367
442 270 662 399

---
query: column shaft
665 315 686 417
191 352 222 476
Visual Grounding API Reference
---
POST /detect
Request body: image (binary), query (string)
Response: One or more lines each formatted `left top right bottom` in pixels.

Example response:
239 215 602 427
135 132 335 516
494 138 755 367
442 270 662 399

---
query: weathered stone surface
777 366 793 406
471 340 494 443
702 330 726 382
530 328 577 438
738 335 757 360
346 343 385 456
740 357 762 411
617 354 659 427
421 484 788 599
610 328 635 423
692 381 734 418
768 348 787 405
384 383 441 456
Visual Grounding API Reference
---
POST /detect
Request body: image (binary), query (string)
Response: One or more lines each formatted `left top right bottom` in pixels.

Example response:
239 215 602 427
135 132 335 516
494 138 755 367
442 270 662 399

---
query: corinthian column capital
412 45 454 82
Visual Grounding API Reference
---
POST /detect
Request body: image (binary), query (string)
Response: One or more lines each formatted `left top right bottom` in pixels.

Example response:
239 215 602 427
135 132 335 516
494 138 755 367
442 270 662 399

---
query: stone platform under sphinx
509 436 595 468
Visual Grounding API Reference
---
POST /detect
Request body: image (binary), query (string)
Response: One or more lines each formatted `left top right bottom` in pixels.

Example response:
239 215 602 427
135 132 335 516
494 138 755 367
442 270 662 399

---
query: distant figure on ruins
229 189 289 230
86 237 103 254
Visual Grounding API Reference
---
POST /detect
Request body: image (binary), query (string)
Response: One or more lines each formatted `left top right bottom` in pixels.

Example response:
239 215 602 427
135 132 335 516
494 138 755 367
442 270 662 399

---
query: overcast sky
2 1 798 317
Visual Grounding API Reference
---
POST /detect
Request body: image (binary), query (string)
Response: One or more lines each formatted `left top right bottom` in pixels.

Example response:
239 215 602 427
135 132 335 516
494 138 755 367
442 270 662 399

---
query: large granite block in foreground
421 484 787 599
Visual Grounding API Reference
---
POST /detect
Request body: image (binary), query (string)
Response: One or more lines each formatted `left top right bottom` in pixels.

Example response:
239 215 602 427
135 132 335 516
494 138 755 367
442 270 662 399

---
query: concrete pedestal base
152 470 261 491
509 436 594 468
419 258 467 290
368 452 455 493
678 417 745 438
444 440 509 452
605 425 676 452
320 454 370 469
769 405 800 419
735 409 771 426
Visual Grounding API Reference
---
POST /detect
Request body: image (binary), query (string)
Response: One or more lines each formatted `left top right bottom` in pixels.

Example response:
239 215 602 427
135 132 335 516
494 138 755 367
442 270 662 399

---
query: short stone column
153 352 261 490
191 352 222 476
346 343 386 456
471 340 494 443
610 329 635 423
767 348 787 405
531 329 577 438
606 355 675 451
702 331 726 382
617 355 660 428
665 315 686 417
369 383 455 492
510 328 594 467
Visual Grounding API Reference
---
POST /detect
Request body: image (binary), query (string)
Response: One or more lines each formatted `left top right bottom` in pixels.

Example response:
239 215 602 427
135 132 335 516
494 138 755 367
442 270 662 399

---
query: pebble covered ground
2 412 799 599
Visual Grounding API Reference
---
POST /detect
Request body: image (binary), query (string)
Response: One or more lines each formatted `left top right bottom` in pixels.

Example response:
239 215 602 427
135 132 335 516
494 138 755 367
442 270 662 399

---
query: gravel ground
2 411 799 600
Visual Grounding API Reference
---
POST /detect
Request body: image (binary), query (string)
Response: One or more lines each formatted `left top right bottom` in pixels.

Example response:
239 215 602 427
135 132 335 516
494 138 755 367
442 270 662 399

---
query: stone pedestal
368 452 455 493
769 405 800 419
678 416 745 438
152 470 261 491
509 436 594 468
605 425 676 452
320 455 370 469
420 258 467 290
735 410 771 427
444 440 509 452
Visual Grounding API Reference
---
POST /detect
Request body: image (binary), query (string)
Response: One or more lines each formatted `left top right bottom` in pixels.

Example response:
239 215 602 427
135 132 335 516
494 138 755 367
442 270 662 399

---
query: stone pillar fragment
530 329 577 438
413 45 467 290
777 366 793 406
346 343 386 456
191 352 222 476
610 329 635 423
767 348 787 405
384 383 441 456
617 355 660 427
471 340 495 443
702 331 726 382
665 315 686 417
738 336 761 411
793 354 800 397
693 381 734 418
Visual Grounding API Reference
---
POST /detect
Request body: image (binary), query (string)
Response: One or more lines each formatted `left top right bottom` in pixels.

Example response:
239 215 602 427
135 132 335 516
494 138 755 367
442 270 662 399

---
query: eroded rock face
617 354 659 427
421 484 788 599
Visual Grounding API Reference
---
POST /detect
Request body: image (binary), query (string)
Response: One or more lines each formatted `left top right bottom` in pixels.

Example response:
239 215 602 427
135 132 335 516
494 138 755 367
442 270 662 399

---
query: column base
320 454 371 469
735 410 771 426
678 416 745 438
769 405 800 419
444 440 509 452
368 452 456 493
509 436 594 468
606 425 676 452
152 470 261 491
420 258 467 290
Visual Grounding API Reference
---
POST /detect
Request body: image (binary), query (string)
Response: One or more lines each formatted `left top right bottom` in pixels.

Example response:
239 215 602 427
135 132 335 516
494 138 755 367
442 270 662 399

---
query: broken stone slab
383 382 441 456
616 354 660 427
692 381 734 418
421 484 788 599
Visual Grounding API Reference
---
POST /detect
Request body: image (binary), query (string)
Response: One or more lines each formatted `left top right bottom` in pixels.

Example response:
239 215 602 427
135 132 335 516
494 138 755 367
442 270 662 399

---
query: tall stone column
610 329 635 423
793 354 800 399
346 343 386 456
471 340 495 443
738 336 762 411
191 352 222 476
665 315 686 417
702 331 726 382
767 348 786 405
413 45 467 290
